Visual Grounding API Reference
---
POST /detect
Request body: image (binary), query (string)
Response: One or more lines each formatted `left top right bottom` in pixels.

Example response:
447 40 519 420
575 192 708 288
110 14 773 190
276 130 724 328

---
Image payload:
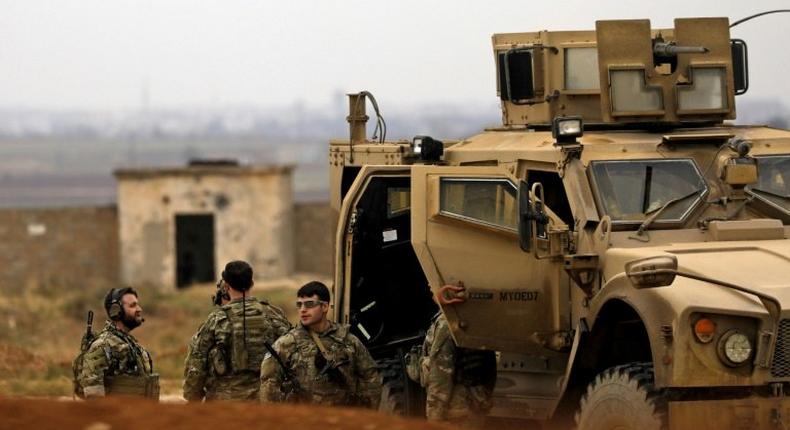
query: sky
1 0 789 111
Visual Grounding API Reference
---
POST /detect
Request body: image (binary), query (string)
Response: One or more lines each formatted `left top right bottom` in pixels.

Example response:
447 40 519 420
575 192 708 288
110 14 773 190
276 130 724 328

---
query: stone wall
0 200 332 292
0 206 119 291
294 201 332 275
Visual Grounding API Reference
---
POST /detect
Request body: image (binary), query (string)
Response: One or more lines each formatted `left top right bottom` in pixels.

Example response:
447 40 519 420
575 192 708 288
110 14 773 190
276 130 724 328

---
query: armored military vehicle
328 16 790 429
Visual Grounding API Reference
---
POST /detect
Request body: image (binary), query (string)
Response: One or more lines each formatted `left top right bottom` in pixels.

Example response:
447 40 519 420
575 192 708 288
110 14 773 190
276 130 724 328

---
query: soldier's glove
281 380 297 396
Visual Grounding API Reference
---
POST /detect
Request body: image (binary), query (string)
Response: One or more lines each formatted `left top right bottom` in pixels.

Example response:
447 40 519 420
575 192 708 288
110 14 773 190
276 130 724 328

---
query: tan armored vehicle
328 16 790 429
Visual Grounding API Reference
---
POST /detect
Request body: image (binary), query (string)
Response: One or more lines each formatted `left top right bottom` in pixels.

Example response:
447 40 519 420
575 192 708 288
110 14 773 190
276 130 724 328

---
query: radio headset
108 288 124 320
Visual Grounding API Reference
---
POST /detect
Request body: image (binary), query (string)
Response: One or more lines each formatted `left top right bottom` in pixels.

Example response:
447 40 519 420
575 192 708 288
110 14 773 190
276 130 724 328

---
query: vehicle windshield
749 155 790 213
590 159 707 224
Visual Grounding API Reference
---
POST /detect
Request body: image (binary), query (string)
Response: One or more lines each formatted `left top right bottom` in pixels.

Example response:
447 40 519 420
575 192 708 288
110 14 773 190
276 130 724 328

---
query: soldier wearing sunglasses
259 281 382 407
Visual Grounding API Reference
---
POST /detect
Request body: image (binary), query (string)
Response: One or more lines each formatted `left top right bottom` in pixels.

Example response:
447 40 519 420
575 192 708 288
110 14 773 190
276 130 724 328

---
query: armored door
411 165 570 355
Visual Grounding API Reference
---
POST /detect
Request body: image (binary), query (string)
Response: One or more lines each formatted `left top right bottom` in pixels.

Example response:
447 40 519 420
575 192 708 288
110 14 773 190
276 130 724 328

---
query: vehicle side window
387 187 411 218
527 170 574 229
439 178 517 230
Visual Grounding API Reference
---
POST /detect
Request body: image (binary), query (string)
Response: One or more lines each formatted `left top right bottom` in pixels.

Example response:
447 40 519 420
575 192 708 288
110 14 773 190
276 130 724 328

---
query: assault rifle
263 342 306 400
212 279 230 306
72 310 95 399
80 310 95 352
315 357 369 406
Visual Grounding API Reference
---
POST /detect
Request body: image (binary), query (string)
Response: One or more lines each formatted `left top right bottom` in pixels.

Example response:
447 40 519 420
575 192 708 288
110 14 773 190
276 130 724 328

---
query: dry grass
0 275 323 397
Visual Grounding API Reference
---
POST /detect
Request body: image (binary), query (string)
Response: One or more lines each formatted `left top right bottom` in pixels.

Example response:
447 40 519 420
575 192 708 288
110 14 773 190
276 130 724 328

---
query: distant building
114 162 294 288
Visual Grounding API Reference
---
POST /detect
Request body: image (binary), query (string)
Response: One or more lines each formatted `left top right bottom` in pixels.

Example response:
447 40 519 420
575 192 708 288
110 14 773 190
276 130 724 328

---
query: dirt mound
0 397 453 430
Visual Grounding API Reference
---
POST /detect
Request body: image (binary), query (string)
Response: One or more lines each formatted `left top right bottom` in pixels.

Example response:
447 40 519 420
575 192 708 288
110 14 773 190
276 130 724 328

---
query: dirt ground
0 396 454 430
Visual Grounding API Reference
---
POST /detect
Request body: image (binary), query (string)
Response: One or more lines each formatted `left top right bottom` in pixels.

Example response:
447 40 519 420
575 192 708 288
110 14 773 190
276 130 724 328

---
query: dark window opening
527 170 575 229
498 50 535 101
340 166 362 206
175 214 215 288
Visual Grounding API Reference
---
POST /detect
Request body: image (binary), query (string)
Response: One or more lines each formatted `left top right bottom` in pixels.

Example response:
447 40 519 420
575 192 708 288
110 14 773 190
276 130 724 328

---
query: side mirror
731 39 749 95
518 180 533 252
625 255 678 289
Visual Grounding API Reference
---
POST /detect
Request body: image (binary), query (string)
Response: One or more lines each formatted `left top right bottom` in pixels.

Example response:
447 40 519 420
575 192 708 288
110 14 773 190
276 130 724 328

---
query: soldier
422 285 497 427
76 287 159 399
259 281 382 407
183 260 291 401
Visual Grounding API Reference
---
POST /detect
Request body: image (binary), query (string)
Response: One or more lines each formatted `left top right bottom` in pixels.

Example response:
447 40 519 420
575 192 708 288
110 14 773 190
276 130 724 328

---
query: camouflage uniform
259 321 382 407
183 297 291 401
422 312 495 425
77 320 158 399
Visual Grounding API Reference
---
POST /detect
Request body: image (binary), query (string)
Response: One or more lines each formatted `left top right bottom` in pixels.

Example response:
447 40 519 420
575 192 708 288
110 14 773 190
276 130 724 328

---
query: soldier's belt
105 373 159 399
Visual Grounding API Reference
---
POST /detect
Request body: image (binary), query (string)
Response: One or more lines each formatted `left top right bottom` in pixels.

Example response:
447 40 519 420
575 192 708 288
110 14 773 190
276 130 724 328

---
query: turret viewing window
439 178 518 231
609 69 664 114
564 47 600 91
677 67 728 112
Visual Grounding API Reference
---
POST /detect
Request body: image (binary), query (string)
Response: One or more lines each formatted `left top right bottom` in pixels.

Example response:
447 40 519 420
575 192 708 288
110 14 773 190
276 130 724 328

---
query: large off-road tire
575 362 666 430
378 357 407 414
377 356 424 416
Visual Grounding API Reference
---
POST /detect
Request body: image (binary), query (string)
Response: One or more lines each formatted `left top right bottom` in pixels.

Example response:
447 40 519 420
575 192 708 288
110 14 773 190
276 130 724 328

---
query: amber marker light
694 318 716 343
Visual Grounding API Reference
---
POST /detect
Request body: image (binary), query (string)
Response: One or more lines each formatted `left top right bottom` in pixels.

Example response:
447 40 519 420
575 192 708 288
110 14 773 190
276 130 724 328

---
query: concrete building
115 163 294 288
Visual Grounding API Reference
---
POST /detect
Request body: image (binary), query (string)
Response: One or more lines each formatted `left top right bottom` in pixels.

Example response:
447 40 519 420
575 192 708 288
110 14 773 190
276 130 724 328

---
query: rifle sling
309 330 331 358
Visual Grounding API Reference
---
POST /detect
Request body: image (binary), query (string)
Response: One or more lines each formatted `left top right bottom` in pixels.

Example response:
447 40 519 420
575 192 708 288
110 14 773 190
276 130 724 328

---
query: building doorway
175 214 215 288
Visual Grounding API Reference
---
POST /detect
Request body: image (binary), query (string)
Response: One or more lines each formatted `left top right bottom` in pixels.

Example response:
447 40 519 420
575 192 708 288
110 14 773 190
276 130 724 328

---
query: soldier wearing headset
75 287 159 399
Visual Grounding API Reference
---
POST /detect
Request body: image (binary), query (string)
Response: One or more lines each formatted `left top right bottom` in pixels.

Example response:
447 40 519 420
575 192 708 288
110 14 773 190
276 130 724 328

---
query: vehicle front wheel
378 356 405 414
575 362 666 430
377 356 425 416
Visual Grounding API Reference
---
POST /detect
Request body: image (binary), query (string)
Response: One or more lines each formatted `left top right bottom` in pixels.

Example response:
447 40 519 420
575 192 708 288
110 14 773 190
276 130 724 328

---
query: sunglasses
295 300 326 309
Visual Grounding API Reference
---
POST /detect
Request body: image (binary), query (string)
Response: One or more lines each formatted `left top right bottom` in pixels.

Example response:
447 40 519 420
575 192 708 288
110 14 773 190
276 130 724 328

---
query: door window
439 178 518 231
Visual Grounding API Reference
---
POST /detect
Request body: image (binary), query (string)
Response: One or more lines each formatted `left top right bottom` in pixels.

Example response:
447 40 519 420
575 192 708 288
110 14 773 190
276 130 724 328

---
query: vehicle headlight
717 330 752 366
411 136 423 155
411 135 443 162
552 116 584 144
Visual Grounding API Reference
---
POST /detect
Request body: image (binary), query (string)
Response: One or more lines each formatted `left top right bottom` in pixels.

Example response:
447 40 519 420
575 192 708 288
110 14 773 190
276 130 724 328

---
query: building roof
114 163 294 179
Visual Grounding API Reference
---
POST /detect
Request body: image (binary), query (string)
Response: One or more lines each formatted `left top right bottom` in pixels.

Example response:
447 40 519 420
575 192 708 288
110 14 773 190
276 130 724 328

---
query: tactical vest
74 325 160 400
222 300 275 374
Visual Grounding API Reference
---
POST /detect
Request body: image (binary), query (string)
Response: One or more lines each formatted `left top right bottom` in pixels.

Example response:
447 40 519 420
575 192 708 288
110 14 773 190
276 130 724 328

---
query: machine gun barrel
653 42 708 57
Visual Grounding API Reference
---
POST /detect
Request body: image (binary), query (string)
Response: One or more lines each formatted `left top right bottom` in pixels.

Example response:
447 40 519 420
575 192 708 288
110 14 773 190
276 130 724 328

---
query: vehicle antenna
730 10 790 27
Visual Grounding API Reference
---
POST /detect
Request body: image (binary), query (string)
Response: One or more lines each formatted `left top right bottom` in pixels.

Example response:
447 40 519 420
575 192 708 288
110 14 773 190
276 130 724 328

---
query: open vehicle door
411 165 571 355
333 166 438 353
